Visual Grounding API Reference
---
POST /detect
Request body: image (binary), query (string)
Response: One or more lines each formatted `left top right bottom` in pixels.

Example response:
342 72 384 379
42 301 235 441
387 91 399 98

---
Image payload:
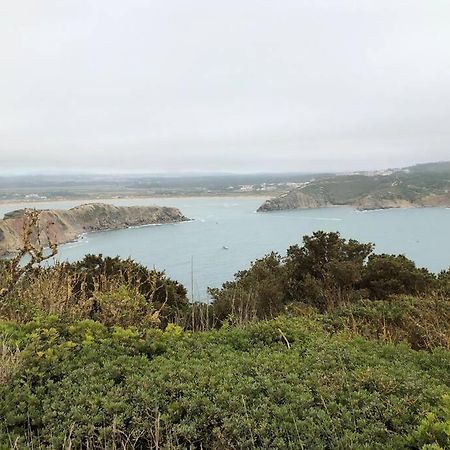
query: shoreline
57 218 194 251
1 195 449 214
0 193 272 208
258 203 450 213
0 217 193 259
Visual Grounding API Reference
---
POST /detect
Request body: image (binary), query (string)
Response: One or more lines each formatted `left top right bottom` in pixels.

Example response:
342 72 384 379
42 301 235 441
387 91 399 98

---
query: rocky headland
258 163 450 212
259 187 450 212
0 203 188 256
257 190 330 212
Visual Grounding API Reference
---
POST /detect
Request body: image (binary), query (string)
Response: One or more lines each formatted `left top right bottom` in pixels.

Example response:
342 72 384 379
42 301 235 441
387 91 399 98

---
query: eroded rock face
355 192 450 211
259 190 450 212
419 193 450 208
257 190 330 212
0 203 189 256
354 195 413 211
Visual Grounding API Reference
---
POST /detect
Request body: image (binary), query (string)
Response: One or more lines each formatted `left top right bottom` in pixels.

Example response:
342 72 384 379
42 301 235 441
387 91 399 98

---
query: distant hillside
258 161 450 211
401 161 450 173
0 172 333 202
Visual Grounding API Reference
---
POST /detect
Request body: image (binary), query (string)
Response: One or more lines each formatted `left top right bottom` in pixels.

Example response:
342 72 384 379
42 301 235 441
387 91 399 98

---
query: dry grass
0 337 21 385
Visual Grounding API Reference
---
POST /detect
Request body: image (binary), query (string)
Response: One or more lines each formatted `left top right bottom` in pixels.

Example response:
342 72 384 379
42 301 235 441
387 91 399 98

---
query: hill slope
258 161 450 211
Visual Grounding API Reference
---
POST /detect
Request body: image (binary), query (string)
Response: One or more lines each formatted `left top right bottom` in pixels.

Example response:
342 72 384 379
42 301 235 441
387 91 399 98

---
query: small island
0 203 189 256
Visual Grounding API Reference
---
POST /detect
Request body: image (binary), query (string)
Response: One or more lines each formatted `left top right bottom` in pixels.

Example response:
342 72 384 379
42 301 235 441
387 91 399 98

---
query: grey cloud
1 0 449 173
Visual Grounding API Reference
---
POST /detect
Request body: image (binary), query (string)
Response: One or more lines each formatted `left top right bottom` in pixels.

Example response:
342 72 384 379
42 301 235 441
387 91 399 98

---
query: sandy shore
0 193 271 207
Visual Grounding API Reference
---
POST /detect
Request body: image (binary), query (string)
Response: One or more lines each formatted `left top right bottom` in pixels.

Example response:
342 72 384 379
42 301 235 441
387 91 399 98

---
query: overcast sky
1 0 449 174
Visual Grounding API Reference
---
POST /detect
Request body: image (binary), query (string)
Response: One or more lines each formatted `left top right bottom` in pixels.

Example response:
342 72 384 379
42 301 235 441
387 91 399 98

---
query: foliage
0 316 449 449
320 295 450 350
408 394 450 449
437 269 450 297
285 231 373 310
361 254 436 299
62 254 189 320
0 255 189 326
0 230 449 448
0 335 21 385
92 285 159 327
208 252 285 323
210 232 446 322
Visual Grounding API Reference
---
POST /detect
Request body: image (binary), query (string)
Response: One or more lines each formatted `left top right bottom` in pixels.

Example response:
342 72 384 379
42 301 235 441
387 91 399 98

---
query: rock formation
0 203 188 256
257 190 330 212
258 165 450 212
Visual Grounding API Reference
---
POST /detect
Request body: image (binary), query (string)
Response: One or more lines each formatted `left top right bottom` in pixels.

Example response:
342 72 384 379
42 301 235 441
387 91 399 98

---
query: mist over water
1 198 449 299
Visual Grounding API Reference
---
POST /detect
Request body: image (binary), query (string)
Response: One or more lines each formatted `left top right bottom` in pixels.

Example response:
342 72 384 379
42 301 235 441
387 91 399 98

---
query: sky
1 0 449 174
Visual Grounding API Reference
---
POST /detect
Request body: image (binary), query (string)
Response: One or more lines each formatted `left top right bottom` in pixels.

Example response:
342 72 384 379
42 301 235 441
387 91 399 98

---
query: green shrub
208 252 286 323
285 231 373 310
408 394 450 449
92 285 159 327
0 255 189 326
361 254 436 299
1 317 449 449
210 232 444 323
320 296 450 350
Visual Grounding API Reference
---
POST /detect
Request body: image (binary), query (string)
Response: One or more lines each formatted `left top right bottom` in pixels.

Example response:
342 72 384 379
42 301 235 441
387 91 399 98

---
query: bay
1 197 449 299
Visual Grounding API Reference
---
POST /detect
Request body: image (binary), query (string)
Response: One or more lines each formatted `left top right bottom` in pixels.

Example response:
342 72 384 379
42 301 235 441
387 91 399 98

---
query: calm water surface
1 198 449 299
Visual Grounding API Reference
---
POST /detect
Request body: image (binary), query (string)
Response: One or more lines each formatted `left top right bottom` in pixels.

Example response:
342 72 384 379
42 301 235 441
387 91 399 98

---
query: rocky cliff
259 188 450 212
354 194 414 211
257 165 450 212
257 190 330 212
0 203 188 256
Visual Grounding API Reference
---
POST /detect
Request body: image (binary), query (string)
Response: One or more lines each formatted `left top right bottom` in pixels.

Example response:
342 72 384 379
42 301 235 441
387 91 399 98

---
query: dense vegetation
257 161 450 211
209 232 448 346
1 230 449 449
2 317 449 449
302 161 450 205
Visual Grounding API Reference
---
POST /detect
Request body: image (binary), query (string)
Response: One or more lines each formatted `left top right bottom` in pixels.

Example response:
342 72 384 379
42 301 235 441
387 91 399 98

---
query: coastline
57 218 195 251
2 195 449 216
258 204 450 213
0 193 271 208
0 204 190 257
0 219 195 258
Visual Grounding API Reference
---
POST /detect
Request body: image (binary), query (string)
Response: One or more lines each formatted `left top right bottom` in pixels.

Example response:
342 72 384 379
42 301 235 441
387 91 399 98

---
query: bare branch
0 210 58 300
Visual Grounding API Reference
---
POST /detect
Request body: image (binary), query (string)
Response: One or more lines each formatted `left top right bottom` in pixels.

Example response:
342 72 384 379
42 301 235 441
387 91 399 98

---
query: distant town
1 161 448 204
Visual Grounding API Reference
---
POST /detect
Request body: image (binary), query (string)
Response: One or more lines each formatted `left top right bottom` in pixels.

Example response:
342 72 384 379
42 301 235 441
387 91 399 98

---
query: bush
208 252 286 323
0 233 449 448
320 295 450 350
285 231 374 310
408 394 450 449
0 336 21 385
361 254 436 299
437 269 450 297
1 317 449 449
210 232 445 323
0 255 189 326
92 285 160 327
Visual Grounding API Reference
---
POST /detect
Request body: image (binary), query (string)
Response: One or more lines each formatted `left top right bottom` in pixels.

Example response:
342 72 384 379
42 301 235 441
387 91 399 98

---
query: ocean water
1 197 449 299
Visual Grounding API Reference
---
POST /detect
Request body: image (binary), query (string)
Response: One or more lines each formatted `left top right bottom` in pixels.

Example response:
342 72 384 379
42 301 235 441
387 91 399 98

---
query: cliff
258 163 450 212
257 190 330 212
0 203 188 256
354 195 414 211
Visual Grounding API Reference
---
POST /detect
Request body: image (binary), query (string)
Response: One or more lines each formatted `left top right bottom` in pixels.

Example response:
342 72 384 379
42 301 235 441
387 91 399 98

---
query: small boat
222 246 229 250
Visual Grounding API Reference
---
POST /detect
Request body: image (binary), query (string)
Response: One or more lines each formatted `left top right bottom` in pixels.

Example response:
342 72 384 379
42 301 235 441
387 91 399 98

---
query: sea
1 197 449 299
